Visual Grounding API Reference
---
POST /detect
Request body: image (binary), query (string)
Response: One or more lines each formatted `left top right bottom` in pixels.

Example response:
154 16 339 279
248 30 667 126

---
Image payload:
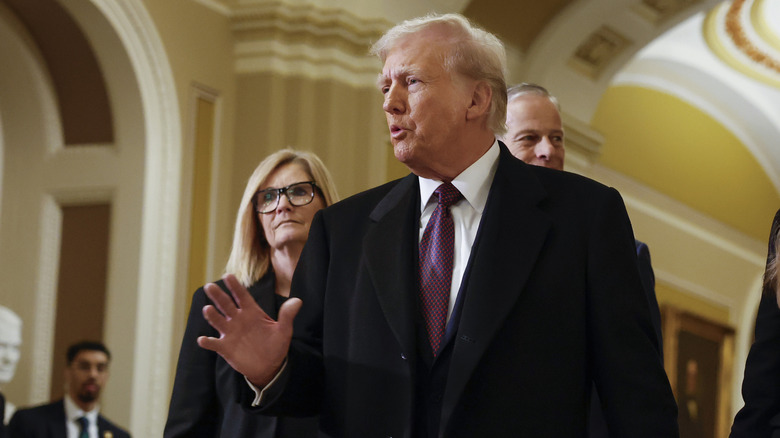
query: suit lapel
363 174 420 360
96 416 110 438
51 400 68 438
440 149 551 428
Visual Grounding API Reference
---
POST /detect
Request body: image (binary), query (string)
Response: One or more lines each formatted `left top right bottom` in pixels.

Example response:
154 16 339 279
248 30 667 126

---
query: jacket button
400 353 407 360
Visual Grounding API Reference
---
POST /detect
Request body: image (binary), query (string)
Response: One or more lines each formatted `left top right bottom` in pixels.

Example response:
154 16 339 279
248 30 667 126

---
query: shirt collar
418 139 500 213
64 394 99 423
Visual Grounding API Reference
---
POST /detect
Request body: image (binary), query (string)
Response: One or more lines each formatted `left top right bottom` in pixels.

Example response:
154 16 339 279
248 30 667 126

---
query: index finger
203 281 239 318
222 273 259 310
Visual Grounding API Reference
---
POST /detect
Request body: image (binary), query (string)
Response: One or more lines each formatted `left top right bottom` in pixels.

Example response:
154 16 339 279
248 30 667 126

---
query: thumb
278 297 303 328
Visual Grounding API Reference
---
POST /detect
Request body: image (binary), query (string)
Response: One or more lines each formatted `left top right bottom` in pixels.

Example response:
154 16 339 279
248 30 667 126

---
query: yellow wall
593 85 780 241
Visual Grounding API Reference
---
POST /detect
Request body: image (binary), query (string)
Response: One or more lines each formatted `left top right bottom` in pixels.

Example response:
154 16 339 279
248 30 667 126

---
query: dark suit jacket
8 399 130 438
256 145 678 437
588 240 663 437
164 274 317 437
730 208 780 438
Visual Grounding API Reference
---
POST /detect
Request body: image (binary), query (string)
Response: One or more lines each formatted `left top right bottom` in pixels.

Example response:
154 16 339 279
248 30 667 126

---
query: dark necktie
77 416 89 438
419 182 461 356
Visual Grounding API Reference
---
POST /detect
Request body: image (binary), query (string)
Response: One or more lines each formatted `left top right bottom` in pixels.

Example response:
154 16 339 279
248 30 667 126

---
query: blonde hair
370 13 508 136
224 148 339 286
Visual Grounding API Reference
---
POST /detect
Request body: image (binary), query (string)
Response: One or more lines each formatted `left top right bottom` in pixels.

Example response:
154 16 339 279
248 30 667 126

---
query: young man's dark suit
8 399 130 438
253 144 678 437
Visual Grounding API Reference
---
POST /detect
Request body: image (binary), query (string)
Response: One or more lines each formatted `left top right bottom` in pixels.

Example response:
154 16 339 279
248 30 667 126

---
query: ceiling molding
561 111 603 168
585 162 765 268
232 1 389 86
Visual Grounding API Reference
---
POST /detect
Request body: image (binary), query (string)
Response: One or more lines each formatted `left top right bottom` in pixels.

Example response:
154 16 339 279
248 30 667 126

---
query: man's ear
466 81 492 121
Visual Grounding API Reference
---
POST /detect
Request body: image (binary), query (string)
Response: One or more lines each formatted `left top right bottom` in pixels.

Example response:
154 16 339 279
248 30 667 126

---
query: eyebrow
376 66 425 88
375 74 387 89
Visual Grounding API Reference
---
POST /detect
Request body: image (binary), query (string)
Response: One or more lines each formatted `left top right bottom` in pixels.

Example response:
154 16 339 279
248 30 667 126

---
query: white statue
0 305 22 424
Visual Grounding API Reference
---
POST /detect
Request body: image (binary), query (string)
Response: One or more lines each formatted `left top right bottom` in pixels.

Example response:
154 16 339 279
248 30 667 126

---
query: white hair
370 13 508 135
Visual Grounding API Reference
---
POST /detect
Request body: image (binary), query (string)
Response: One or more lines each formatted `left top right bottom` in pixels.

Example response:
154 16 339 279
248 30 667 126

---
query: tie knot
434 183 461 208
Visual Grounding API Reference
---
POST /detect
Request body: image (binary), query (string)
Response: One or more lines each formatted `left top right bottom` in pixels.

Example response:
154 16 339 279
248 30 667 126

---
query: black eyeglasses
254 181 320 214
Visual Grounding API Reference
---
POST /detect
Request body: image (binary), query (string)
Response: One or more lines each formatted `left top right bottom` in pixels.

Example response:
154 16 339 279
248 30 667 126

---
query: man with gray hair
502 83 566 170
199 13 678 437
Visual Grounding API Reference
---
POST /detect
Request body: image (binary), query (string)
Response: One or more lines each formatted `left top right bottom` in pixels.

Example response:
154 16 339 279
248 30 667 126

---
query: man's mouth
390 125 406 139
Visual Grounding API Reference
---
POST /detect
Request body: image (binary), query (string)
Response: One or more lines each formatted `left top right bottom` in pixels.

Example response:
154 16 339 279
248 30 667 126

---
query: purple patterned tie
419 182 462 356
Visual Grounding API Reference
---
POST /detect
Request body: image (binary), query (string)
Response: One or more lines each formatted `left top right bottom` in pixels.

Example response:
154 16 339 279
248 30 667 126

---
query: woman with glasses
165 148 338 438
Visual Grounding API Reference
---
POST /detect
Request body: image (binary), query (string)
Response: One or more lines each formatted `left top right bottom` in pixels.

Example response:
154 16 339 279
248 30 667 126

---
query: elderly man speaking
198 13 679 438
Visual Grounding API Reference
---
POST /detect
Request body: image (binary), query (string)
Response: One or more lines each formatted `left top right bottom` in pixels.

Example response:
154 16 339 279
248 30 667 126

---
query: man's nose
536 138 555 158
383 85 406 114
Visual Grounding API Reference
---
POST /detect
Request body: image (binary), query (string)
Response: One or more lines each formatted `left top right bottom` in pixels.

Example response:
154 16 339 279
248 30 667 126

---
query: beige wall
137 1 238 397
233 73 387 204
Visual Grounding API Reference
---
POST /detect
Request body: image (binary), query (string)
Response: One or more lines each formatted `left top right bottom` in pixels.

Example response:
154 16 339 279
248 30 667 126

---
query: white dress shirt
64 395 99 438
417 140 499 320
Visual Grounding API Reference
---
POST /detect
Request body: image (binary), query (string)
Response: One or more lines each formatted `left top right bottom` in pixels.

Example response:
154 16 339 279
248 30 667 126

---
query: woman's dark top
164 272 318 437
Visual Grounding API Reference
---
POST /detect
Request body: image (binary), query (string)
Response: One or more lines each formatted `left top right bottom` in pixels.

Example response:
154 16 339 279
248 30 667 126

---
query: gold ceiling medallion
704 0 780 88
725 0 780 74
568 26 631 80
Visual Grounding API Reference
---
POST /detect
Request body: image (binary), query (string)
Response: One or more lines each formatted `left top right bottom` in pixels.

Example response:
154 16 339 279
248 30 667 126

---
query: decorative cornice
231 2 390 86
561 112 603 169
